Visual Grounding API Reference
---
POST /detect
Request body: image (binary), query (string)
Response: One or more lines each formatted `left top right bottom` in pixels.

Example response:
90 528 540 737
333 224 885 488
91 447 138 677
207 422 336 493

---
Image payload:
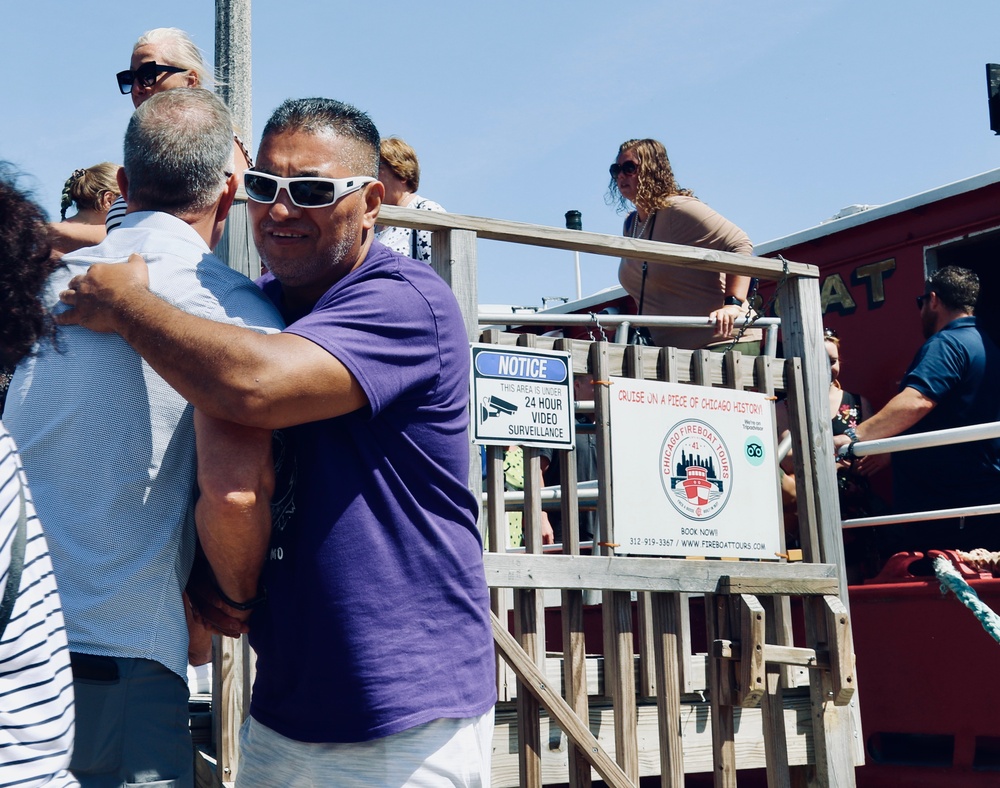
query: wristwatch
723 296 743 307
842 426 858 460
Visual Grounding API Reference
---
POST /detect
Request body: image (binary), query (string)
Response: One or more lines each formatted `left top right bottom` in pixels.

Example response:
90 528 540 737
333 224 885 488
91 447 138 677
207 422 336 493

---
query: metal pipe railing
838 420 1000 528
479 312 780 329
843 502 1000 529
844 420 1000 457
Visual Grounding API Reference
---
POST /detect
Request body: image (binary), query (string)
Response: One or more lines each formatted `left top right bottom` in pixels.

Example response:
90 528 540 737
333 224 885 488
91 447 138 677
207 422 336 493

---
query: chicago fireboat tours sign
610 379 781 559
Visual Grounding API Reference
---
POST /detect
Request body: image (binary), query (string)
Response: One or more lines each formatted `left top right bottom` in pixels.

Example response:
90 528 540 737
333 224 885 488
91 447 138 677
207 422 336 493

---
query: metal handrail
478 313 781 355
845 420 1000 457
840 420 1000 528
843 502 1000 530
478 313 780 328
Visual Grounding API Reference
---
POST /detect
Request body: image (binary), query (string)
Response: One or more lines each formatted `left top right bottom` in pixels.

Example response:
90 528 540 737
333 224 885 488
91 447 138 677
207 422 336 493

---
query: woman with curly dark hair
0 165 78 787
608 138 761 353
0 166 61 383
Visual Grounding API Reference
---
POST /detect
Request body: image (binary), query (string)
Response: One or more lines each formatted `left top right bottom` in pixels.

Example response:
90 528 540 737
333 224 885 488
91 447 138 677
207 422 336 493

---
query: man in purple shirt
57 98 496 786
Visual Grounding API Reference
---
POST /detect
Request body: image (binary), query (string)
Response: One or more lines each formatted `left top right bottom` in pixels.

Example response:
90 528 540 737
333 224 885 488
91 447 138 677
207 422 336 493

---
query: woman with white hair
106 27 252 232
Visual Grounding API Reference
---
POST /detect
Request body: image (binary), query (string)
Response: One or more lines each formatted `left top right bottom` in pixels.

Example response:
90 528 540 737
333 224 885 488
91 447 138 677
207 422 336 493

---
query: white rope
933 555 1000 645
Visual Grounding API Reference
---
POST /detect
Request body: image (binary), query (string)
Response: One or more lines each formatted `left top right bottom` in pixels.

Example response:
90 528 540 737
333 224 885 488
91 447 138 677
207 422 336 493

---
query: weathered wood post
782 275 862 786
210 3 256 786
214 0 259 279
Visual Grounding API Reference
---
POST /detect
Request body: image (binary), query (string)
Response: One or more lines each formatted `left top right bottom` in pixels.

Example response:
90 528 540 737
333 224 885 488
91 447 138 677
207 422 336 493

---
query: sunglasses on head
116 61 187 94
609 161 638 178
243 171 376 209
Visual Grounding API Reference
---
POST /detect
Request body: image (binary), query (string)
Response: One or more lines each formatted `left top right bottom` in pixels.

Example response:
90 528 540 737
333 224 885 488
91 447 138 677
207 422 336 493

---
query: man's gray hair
123 88 233 215
261 98 380 177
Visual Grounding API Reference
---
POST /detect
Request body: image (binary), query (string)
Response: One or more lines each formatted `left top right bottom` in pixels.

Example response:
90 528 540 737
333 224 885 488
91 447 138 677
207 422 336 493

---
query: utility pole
210 7 256 787
215 0 258 278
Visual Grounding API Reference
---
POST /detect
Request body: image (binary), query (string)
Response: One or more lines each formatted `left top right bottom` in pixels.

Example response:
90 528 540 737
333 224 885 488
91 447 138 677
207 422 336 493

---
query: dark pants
70 654 193 788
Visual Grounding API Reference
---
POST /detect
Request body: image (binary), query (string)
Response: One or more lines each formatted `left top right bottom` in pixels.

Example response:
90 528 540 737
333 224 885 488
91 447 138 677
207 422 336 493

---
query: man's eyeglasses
609 161 638 178
116 61 187 94
243 171 376 209
916 293 931 309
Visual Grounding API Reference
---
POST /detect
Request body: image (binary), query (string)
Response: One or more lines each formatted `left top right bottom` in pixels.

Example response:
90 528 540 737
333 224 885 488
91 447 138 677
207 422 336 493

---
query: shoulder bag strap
0 483 28 640
410 200 430 259
635 212 657 316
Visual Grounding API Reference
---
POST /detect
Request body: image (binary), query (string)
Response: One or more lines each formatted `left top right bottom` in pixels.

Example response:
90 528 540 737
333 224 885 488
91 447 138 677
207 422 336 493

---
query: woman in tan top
609 138 760 352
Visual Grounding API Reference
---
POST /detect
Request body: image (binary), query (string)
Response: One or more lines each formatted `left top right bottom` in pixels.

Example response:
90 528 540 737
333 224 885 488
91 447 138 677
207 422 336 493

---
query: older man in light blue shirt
4 89 283 788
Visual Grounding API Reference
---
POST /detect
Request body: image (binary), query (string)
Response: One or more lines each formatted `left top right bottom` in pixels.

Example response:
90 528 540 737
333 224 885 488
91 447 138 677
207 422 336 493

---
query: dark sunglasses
609 161 638 178
916 293 931 309
243 171 376 208
823 327 838 339
116 61 186 94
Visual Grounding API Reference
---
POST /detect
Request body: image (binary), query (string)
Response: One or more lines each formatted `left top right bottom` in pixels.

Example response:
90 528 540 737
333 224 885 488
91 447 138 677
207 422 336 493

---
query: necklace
631 212 653 239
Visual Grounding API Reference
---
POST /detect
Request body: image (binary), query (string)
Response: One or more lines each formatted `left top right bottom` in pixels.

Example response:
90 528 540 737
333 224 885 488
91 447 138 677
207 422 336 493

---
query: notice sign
610 379 781 559
471 345 574 449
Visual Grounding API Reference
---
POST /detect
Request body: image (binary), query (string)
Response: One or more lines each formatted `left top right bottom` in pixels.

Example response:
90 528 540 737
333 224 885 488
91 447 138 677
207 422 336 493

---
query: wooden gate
480 336 859 787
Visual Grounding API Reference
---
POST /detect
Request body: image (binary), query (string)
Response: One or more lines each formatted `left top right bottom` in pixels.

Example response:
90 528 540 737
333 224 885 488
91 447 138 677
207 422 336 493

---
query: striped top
0 424 78 788
103 196 128 233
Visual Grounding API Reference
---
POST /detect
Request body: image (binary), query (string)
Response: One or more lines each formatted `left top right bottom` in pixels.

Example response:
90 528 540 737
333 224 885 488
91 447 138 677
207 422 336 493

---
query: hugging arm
58 254 368 429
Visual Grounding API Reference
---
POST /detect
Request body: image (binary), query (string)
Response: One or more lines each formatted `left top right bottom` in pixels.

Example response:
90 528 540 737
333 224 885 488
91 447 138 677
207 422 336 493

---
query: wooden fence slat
756 354 800 691
736 594 767 708
624 345 658 700
652 592 686 787
783 280 863 788
514 587 543 788
761 664 793 788
823 595 856 706
591 342 640 783
706 594 738 787
213 635 247 786
555 340 592 788
491 613 636 788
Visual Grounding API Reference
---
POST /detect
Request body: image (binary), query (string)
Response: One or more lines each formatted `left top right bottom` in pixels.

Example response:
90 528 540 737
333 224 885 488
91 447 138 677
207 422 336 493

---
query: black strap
632 211 657 317
410 200 427 259
0 483 28 641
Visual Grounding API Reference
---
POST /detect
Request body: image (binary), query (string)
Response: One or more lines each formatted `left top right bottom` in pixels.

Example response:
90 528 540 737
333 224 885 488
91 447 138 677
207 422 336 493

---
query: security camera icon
481 395 518 422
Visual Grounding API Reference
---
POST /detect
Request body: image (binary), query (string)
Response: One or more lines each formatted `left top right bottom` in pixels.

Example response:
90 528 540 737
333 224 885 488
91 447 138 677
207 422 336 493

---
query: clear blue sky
4 2 1000 308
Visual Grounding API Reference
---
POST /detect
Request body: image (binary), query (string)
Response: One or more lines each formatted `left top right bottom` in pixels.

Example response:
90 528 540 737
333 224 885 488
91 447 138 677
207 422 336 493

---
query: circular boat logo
659 419 732 520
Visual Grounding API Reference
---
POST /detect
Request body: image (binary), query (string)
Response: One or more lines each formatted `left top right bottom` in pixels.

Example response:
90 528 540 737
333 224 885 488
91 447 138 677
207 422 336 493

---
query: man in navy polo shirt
834 265 1000 553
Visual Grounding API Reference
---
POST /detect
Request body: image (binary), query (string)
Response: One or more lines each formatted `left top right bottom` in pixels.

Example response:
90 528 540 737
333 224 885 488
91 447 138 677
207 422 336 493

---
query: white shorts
235 710 495 788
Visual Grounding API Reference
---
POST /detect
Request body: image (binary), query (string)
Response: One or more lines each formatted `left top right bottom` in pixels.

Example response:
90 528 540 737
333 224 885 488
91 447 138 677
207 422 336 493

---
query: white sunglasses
243 171 376 208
